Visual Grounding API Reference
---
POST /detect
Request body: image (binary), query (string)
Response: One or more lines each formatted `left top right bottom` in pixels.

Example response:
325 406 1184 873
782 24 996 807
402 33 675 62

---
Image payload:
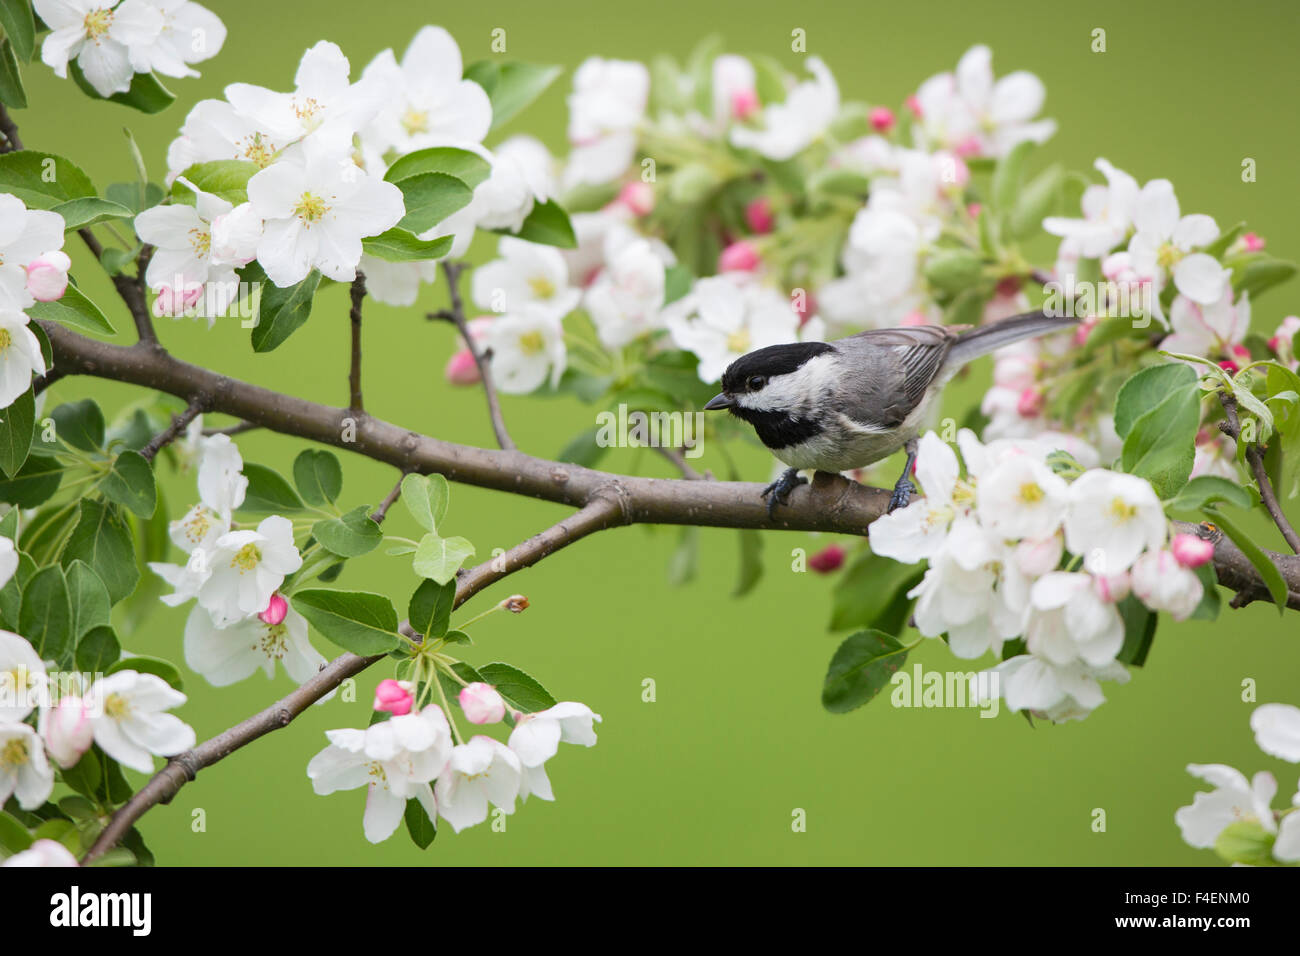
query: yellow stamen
518 330 546 355
1 737 28 766
294 192 329 225
726 329 752 353
105 692 128 719
0 329 11 354
83 8 114 41
232 543 262 571
401 109 430 136
527 275 556 299
1110 497 1138 521
189 227 211 260
1019 482 1044 504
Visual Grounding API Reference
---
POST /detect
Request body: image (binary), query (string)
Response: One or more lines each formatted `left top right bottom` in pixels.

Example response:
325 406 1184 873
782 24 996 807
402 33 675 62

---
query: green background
14 0 1300 865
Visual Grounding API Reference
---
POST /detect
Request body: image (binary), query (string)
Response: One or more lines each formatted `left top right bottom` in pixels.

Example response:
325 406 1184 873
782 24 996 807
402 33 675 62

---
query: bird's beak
704 393 733 411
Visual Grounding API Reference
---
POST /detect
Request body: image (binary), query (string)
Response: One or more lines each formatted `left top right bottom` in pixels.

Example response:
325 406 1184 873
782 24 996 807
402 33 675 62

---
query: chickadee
703 310 1077 516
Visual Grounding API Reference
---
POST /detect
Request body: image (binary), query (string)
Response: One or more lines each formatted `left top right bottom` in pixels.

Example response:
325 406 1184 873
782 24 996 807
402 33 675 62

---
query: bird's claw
761 468 807 519
887 478 915 513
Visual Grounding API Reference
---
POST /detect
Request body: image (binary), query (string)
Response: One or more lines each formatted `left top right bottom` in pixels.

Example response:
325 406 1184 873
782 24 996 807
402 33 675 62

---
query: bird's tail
943 310 1077 369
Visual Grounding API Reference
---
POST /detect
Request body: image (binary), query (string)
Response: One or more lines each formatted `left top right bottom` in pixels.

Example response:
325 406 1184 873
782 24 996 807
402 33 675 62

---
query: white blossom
36 0 163 97
88 670 196 774
0 723 54 810
482 307 567 395
184 603 325 686
197 515 303 627
433 735 522 833
1175 764 1277 849
1063 469 1167 574
1251 704 1300 763
665 275 801 383
730 57 838 161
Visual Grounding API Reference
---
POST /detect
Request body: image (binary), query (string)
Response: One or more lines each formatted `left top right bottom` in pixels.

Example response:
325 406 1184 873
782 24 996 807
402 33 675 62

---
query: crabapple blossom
35 0 164 97
1043 158 1140 258
745 197 775 234
434 735 522 833
617 181 655 218
1175 764 1278 849
0 194 68 309
975 452 1069 541
564 58 649 187
129 0 226 79
665 274 801 383
1250 704 1300 763
1025 572 1125 668
470 137 556 233
197 515 303 626
458 682 506 725
259 593 288 626
183 603 325 686
712 54 758 125
40 696 96 768
24 251 71 302
1159 290 1251 360
87 670 196 774
0 839 80 867
718 241 760 273
482 307 567 394
471 237 580 320
991 655 1130 720
1128 179 1228 306
0 631 46 723
1170 533 1214 569
0 308 47 409
808 545 846 573
870 432 965 564
584 237 669 348
444 348 481 385
1269 315 1300 370
1063 469 1167 574
0 723 54 810
373 679 415 717
1130 549 1204 621
731 57 838 161
869 106 896 133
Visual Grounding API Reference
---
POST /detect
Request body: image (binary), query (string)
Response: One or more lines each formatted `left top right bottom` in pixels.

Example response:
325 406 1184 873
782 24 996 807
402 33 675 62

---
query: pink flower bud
869 106 896 133
1242 232 1265 252
718 240 760 273
373 679 414 716
808 544 846 573
900 309 929 327
444 349 481 386
953 136 982 159
966 202 982 219
25 251 71 302
1268 336 1282 352
1015 535 1063 577
1016 387 1044 417
1218 359 1239 375
616 181 655 217
1093 571 1131 604
730 87 760 120
745 197 775 234
1230 344 1251 363
1171 533 1214 568
458 682 506 724
1073 314 1100 347
258 593 288 626
904 95 922 117
41 696 95 769
154 283 203 317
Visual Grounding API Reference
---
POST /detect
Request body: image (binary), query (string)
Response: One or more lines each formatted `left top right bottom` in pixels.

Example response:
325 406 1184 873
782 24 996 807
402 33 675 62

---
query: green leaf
831 550 924 632
0 0 35 63
1207 507 1288 613
292 589 402 655
401 473 449 533
19 565 72 666
384 147 491 190
60 750 102 802
1116 595 1157 666
0 509 14 541
1120 383 1200 499
0 38 27 109
822 629 911 714
170 160 259 206
239 463 304 513
924 249 984 294
0 811 33 855
477 662 557 713
75 625 121 673
1168 475 1252 513
442 628 471 646
556 427 606 468
106 181 164 216
1214 820 1277 867
312 506 382 558
98 450 157 518
27 284 116 336
408 578 455 641
60 500 139 603
48 196 133 230
667 525 698 586
250 270 321 352
1234 258 1296 300
293 449 342 505
1190 562 1221 622
733 528 763 598
106 654 183 691
69 62 175 113
1114 363 1198 438
0 387 34 477
0 150 96 208
66 559 112 640
481 62 562 131
18 502 76 565
1008 163 1064 238
412 533 475 584
502 199 576 248
0 454 62 508
394 171 473 233
404 797 436 849
50 398 105 451
361 228 453 263
663 264 693 307
991 138 1035 212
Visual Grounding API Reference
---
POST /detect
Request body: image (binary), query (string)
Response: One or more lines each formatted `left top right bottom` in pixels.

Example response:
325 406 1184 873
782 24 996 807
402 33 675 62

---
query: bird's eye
746 375 767 391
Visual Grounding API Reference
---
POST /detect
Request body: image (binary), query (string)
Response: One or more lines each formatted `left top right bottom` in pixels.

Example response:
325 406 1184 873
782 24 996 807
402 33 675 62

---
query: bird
702 310 1077 517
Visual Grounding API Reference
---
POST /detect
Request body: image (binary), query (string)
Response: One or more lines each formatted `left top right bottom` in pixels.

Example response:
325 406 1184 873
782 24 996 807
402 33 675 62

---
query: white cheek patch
733 353 840 413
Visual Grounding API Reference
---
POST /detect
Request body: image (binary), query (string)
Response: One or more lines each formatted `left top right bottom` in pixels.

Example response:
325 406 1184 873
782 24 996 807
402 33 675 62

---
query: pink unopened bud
1268 336 1282 352
730 87 760 120
1218 359 1240 375
1230 344 1251 363
1093 571 1131 604
616 181 655 217
258 593 288 626
1171 533 1214 569
1242 232 1265 252
904 94 922 117
900 309 929 327
154 283 203 317
41 696 95 769
966 202 982 219
444 349 481 386
953 136 983 159
808 544 846 573
1016 387 1044 417
373 679 414 716
1073 314 1101 347
745 197 775 234
718 240 760 273
869 106 896 133
458 682 506 724
25 251 71 302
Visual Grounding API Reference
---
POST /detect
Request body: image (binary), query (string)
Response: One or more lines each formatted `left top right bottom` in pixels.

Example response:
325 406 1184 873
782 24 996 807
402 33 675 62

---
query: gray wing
830 326 959 429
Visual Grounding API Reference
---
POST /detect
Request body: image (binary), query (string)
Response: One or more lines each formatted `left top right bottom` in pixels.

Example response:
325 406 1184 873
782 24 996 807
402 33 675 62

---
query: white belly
773 398 933 473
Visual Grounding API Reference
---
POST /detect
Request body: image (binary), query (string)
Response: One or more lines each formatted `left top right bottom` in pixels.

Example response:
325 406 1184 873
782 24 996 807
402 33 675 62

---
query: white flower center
401 109 430 136
293 192 330 226
527 275 556 299
238 133 277 168
1 737 28 767
83 8 114 41
232 543 262 572
517 330 546 355
105 692 129 719
259 624 288 661
726 328 752 353
189 227 211 260
1109 496 1137 522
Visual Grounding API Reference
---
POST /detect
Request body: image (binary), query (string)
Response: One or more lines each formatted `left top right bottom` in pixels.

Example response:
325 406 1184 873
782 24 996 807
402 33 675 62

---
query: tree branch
1218 393 1300 553
139 399 206 463
0 103 23 152
78 230 158 346
348 273 365 412
79 493 626 864
370 472 406 523
429 261 515 451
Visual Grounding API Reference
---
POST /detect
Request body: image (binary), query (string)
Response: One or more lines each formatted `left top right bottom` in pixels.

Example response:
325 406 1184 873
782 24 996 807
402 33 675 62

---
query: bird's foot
887 477 915 513
761 468 807 519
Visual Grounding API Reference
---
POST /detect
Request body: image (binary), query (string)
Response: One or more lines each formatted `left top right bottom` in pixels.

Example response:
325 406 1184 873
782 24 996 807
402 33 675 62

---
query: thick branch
348 273 365 412
80 494 626 864
1219 394 1300 554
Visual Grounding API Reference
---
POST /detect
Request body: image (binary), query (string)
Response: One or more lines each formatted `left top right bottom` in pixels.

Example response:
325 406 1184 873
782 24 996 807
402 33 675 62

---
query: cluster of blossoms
1176 703 1300 865
148 432 324 686
308 676 600 841
36 0 225 98
0 628 195 811
0 196 72 408
870 430 1212 721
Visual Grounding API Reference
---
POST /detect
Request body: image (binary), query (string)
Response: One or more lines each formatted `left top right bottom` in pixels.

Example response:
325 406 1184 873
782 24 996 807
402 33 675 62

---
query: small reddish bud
808 545 846 573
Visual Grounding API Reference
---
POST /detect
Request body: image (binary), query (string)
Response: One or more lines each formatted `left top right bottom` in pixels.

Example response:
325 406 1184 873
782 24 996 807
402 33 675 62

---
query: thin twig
348 272 365 412
79 229 158 345
0 103 23 152
653 445 705 480
429 260 515 451
79 494 626 864
33 368 66 397
139 400 206 463
201 421 260 438
1219 393 1300 553
370 473 406 523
